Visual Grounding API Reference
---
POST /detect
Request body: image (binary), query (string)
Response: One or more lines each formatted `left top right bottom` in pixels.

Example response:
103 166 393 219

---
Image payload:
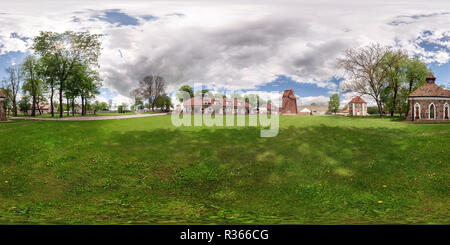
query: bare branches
337 43 390 117
137 75 166 111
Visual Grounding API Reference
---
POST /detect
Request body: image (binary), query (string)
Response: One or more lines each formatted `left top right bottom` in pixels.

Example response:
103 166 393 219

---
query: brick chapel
407 73 450 121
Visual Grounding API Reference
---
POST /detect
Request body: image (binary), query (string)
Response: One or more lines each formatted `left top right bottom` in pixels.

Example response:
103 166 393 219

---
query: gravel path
10 113 168 121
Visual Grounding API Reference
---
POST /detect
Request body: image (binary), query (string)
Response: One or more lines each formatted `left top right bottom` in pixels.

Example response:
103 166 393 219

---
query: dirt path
9 113 168 121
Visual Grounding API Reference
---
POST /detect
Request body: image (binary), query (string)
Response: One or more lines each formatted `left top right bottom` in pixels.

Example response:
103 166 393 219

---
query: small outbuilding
348 96 367 116
407 73 450 121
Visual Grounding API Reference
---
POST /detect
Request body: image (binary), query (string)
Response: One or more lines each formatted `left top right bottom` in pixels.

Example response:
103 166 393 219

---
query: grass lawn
0 115 448 224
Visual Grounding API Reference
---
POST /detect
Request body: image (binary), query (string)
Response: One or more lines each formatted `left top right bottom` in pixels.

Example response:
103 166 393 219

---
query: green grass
0 115 448 224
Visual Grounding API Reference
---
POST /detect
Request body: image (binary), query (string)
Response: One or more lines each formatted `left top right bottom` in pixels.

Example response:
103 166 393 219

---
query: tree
108 99 113 110
32 31 102 118
38 54 59 117
403 57 429 117
381 50 408 116
3 66 22 116
337 43 390 118
18 95 31 115
92 100 108 113
72 63 101 115
130 88 143 110
310 102 317 106
118 103 128 113
177 85 194 102
138 75 166 111
22 56 45 117
155 93 172 112
328 94 340 114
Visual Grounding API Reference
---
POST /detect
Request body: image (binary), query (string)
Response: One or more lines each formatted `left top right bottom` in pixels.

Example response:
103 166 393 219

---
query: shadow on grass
102 124 447 223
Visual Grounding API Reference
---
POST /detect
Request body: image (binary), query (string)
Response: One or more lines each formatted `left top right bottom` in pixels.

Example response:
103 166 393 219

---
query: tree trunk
82 96 85 115
405 81 413 118
72 98 75 116
31 94 36 117
390 82 398 117
13 98 17 117
59 86 63 118
377 100 383 118
50 85 54 117
66 97 69 116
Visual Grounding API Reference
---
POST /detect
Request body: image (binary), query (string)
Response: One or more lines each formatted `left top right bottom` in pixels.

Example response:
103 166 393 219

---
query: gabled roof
409 83 450 97
349 96 366 103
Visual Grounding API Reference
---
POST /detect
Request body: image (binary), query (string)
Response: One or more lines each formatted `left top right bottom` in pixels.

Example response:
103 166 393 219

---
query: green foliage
17 95 31 114
328 94 340 114
31 31 102 117
155 94 172 111
177 85 194 102
380 51 430 116
118 103 128 113
367 106 380 115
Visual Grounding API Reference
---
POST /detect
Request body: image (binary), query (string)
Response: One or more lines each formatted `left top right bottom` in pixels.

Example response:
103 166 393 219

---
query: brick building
348 96 367 116
280 89 298 114
407 73 450 121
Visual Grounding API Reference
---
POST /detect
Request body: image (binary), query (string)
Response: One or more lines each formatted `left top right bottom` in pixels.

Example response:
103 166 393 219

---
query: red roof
342 108 349 113
409 83 450 97
349 96 366 103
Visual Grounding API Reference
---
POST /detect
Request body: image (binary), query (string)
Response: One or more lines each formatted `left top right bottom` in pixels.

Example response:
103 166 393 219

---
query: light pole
0 90 6 121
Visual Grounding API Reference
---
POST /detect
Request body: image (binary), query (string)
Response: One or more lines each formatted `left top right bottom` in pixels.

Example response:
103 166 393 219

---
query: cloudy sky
1 0 450 107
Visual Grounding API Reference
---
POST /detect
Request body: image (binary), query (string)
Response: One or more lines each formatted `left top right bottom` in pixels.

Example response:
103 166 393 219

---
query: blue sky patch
93 9 140 26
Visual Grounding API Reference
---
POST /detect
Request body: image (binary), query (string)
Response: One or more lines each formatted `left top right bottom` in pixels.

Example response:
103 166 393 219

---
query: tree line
130 75 173 112
337 43 430 118
1 31 102 117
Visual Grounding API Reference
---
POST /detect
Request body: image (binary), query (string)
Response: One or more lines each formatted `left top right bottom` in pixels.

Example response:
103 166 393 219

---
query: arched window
429 103 436 120
444 103 449 120
414 103 421 120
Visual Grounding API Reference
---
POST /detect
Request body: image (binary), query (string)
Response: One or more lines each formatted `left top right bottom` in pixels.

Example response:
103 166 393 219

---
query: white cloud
0 0 449 103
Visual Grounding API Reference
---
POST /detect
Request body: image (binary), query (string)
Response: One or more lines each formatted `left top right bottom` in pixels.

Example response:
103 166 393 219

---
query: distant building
280 89 298 114
297 105 329 115
348 96 367 116
183 97 250 114
407 73 450 121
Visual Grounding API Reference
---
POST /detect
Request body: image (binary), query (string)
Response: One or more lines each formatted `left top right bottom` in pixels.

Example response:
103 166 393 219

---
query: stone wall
407 99 450 121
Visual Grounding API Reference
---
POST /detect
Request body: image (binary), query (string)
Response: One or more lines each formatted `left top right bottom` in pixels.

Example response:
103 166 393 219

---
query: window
429 103 436 120
444 103 449 119
414 103 421 119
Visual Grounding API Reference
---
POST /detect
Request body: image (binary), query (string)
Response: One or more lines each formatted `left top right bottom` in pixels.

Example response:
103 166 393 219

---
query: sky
0 0 449 108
